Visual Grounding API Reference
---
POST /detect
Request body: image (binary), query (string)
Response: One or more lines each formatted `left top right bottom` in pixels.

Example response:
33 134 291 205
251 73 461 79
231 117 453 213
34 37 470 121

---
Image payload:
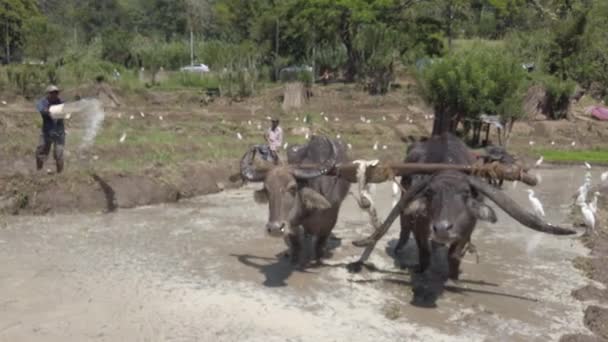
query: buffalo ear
469 199 497 223
300 188 331 210
254 189 269 204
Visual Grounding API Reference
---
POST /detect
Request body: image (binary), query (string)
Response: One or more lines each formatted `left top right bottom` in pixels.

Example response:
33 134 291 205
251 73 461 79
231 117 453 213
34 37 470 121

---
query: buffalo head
240 137 337 237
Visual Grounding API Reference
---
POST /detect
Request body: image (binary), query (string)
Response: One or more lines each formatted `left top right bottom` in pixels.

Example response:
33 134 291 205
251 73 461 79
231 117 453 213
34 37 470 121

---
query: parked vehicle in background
180 64 210 73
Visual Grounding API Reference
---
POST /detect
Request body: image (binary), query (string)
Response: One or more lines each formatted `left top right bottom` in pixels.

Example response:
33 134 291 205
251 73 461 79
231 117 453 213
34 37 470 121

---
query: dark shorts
36 131 65 162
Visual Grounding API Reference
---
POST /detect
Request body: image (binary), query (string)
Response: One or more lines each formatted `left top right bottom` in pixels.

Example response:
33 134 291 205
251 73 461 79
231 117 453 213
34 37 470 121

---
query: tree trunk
432 110 453 136
5 21 10 64
446 0 453 50
340 10 357 82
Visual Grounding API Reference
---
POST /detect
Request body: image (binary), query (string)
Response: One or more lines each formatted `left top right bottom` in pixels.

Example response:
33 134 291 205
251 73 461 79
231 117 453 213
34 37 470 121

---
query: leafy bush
532 74 576 120
315 43 347 72
160 72 220 89
354 24 399 95
418 43 527 136
5 64 53 98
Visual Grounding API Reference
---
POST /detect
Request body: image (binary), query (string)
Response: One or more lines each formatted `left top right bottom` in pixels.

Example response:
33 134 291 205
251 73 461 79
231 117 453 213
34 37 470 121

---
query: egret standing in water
589 192 600 215
527 189 545 217
535 156 544 168
601 171 608 183
580 202 595 235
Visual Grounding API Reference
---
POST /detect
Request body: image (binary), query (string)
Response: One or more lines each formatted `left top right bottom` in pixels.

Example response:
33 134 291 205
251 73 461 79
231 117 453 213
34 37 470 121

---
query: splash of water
61 98 106 150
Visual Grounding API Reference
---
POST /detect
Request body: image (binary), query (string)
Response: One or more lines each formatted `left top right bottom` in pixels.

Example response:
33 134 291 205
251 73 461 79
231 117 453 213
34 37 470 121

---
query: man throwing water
36 85 65 173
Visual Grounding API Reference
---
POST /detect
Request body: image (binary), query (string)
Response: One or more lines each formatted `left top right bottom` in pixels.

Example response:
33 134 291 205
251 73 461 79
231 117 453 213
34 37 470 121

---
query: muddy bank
564 191 608 342
0 161 242 215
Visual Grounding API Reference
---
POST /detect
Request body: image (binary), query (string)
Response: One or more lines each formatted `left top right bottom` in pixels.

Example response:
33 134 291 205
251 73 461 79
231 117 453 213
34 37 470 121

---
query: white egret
527 189 545 217
334 117 340 122
159 116 163 121
119 132 127 143
236 132 243 140
580 202 595 234
535 156 544 167
248 120 252 125
336 134 341 139
324 116 329 122
382 116 386 121
584 162 591 169
382 145 388 150
347 143 352 150
571 141 576 147
305 132 310 140
366 119 372 124
590 192 600 215
551 141 555 146
283 142 289 150
529 141 535 146
575 182 590 206
129 115 135 120
360 116 366 122
373 142 379 150
139 111 145 117
601 171 608 183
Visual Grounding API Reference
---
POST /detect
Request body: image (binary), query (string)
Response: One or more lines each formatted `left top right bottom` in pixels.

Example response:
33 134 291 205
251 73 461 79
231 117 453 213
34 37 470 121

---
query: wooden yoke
323 161 536 186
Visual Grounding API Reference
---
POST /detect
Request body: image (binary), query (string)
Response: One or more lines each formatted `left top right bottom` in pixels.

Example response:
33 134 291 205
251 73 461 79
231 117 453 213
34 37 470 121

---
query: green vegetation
1 0 607 133
533 149 608 164
417 43 526 144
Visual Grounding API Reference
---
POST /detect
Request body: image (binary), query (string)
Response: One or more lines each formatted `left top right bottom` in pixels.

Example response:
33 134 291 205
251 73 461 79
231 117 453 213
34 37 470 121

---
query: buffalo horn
467 176 576 235
239 146 267 182
292 137 338 179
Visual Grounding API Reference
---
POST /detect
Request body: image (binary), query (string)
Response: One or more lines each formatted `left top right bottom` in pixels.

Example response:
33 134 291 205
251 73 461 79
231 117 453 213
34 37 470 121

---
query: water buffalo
477 145 524 188
351 133 576 306
240 135 350 267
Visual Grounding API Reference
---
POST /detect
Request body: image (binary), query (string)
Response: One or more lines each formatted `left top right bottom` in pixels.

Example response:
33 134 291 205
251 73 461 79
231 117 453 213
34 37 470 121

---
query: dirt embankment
0 161 242 215
562 194 608 342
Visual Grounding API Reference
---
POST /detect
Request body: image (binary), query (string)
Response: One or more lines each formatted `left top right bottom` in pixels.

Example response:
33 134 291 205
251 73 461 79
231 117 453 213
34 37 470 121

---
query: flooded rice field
0 167 597 341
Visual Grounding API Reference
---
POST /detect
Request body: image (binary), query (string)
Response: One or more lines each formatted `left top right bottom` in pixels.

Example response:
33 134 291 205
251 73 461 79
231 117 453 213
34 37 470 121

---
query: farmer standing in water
36 85 65 173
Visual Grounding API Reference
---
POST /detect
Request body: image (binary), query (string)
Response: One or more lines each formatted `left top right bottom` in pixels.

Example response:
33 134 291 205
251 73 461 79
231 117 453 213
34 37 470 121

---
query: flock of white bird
118 111 605 235
529 156 605 235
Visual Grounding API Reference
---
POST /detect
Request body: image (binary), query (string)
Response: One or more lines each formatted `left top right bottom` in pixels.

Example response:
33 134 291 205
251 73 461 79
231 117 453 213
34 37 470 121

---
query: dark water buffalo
353 133 576 306
477 145 524 188
240 135 350 267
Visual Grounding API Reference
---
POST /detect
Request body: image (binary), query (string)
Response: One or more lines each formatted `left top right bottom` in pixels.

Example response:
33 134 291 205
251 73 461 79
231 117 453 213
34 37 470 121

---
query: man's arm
36 99 51 117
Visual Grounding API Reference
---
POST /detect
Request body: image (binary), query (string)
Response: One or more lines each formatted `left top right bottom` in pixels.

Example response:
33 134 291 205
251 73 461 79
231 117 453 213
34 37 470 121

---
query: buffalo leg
287 232 303 266
448 241 467 280
414 228 431 273
394 213 412 254
314 234 329 263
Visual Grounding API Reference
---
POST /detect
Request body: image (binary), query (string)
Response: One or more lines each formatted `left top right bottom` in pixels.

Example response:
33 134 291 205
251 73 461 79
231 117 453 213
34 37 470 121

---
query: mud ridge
0 161 242 215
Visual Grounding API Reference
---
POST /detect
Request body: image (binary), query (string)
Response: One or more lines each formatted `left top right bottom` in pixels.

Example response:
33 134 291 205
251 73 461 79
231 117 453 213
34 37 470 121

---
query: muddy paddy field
1 83 608 341
0 168 605 341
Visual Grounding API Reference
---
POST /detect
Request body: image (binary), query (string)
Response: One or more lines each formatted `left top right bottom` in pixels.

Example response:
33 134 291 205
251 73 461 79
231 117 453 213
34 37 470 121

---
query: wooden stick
231 161 538 186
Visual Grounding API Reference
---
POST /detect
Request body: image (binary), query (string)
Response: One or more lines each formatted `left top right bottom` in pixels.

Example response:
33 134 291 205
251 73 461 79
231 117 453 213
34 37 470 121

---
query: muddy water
0 167 599 341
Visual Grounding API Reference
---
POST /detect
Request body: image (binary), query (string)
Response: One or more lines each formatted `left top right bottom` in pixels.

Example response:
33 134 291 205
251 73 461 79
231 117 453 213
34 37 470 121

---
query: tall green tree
0 0 39 63
23 15 63 62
